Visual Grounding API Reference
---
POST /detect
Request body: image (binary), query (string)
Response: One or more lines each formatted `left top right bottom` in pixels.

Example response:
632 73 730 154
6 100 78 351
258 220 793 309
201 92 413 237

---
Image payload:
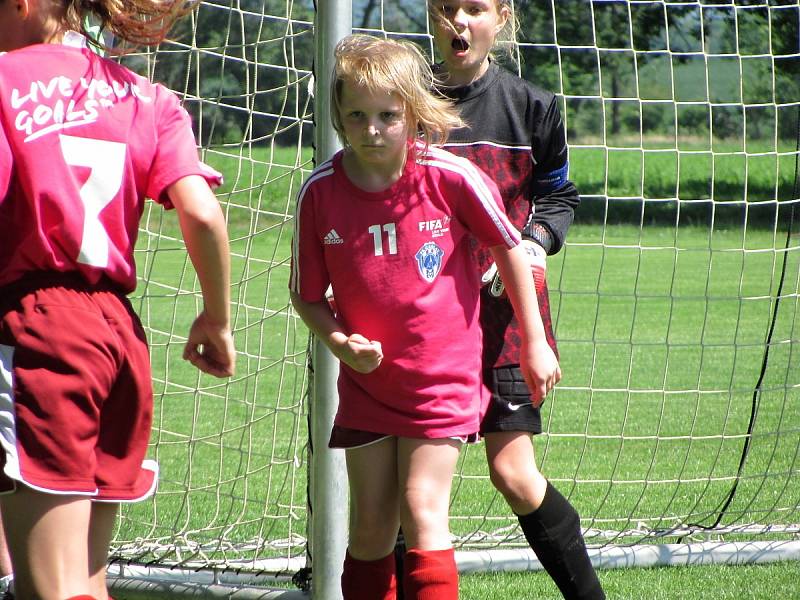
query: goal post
307 3 351 600
109 0 799 597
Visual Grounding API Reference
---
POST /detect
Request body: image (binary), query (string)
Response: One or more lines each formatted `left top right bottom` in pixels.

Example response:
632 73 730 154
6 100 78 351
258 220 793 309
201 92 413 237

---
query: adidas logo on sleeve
324 229 344 245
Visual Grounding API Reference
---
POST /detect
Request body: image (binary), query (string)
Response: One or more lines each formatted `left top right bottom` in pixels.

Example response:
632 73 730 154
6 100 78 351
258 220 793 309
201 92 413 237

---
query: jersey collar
62 31 89 49
433 61 500 102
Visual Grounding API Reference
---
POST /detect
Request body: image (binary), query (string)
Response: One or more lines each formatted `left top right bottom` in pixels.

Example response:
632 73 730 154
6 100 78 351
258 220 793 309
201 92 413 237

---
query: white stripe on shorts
0 344 22 486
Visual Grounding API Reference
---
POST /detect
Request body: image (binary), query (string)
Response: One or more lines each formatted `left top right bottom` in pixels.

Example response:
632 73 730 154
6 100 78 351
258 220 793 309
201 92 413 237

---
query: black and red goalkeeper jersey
435 62 580 367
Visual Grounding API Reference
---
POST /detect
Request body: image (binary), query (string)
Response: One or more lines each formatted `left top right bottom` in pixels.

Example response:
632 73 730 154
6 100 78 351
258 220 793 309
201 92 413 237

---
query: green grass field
460 560 800 599
115 145 799 596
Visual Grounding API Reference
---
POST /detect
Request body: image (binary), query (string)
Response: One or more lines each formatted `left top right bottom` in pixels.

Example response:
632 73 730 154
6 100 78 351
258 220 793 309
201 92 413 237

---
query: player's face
338 80 411 176
431 0 509 85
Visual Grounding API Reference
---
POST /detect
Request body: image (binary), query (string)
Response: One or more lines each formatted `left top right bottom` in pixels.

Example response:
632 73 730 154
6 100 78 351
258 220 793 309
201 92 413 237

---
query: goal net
110 0 800 594
113 0 316 583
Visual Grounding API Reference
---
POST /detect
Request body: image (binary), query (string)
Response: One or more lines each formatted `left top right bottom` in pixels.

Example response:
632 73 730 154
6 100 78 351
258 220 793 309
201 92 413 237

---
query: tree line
127 0 799 147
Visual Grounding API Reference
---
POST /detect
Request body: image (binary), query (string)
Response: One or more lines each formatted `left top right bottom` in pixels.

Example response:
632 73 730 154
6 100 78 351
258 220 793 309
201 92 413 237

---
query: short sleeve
145 86 223 207
289 184 330 302
0 121 11 203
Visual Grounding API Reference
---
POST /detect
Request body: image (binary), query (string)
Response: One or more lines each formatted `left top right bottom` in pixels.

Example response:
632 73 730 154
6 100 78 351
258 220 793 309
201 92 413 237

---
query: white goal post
108 1 799 598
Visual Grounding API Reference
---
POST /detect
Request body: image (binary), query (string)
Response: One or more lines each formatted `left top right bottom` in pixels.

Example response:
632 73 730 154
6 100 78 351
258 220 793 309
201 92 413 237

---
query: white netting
111 0 799 578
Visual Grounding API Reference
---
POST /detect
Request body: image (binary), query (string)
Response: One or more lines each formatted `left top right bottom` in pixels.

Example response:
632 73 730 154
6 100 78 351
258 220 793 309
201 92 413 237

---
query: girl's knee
348 515 399 558
402 486 448 524
489 461 546 509
400 495 451 549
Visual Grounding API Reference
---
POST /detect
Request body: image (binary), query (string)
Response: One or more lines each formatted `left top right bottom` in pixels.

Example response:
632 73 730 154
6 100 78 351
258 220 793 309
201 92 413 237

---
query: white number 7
59 135 126 268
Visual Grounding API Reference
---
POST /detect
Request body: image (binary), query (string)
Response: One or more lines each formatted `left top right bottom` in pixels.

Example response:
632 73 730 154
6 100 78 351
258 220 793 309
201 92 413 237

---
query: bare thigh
345 437 401 559
397 437 461 550
1 487 92 600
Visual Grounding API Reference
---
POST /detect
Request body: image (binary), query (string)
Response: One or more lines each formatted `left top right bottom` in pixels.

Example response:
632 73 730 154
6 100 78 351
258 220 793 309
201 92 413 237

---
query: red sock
341 550 397 600
403 548 458 600
65 596 98 600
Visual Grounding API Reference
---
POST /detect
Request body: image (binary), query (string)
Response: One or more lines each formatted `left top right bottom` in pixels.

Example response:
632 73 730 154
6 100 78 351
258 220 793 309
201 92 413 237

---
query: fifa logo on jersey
418 216 450 239
415 242 445 283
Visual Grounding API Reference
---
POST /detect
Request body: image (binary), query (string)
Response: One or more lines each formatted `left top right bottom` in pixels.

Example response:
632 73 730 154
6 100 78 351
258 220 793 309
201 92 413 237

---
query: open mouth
451 37 469 52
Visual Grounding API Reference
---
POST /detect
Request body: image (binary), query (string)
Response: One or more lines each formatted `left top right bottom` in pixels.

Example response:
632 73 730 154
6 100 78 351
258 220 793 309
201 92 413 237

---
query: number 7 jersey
0 33 221 293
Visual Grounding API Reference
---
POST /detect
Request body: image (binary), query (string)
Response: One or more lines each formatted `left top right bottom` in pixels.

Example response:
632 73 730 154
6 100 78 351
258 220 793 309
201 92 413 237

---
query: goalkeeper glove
482 239 547 298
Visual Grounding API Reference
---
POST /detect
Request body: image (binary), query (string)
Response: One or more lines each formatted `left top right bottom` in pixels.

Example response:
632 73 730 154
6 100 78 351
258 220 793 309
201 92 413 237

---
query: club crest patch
415 242 445 283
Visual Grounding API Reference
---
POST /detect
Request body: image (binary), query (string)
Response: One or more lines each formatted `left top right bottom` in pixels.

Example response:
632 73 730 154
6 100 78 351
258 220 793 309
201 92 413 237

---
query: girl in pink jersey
290 34 560 600
428 1 605 597
0 2 235 599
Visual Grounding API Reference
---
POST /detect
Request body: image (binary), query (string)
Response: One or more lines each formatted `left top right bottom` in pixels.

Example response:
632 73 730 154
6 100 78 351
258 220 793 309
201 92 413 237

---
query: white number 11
368 223 397 256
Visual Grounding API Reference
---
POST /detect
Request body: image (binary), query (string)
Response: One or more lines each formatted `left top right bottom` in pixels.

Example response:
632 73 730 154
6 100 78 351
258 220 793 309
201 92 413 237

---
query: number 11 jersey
291 143 521 438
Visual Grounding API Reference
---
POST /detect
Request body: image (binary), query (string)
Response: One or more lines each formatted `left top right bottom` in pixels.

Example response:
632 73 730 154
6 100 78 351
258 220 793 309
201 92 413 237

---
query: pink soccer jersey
291 143 521 438
0 35 221 293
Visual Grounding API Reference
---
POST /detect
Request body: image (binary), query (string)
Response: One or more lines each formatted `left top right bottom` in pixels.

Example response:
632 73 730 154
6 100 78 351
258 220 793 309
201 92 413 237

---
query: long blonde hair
331 34 464 147
65 0 195 48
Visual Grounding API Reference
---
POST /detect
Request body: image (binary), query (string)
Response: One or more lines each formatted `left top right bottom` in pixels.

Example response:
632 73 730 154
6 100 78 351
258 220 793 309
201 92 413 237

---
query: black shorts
479 365 542 435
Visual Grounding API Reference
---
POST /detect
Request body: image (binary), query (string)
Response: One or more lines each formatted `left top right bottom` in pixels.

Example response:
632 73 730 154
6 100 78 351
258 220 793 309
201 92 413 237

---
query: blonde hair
331 34 464 147
428 0 520 66
65 0 195 48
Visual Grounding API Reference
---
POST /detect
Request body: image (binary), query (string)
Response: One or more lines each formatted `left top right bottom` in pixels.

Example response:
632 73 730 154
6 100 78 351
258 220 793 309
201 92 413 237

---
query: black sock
517 481 605 600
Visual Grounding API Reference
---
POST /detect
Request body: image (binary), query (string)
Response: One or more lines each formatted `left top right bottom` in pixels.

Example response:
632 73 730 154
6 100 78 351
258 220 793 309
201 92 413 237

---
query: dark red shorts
0 278 157 501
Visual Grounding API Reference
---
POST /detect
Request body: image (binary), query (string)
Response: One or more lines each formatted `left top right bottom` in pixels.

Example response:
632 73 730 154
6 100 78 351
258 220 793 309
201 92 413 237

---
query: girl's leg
484 431 546 515
88 502 118 600
396 437 460 550
486 431 604 600
342 437 401 600
397 437 461 600
346 436 401 558
0 508 13 589
1 487 92 600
